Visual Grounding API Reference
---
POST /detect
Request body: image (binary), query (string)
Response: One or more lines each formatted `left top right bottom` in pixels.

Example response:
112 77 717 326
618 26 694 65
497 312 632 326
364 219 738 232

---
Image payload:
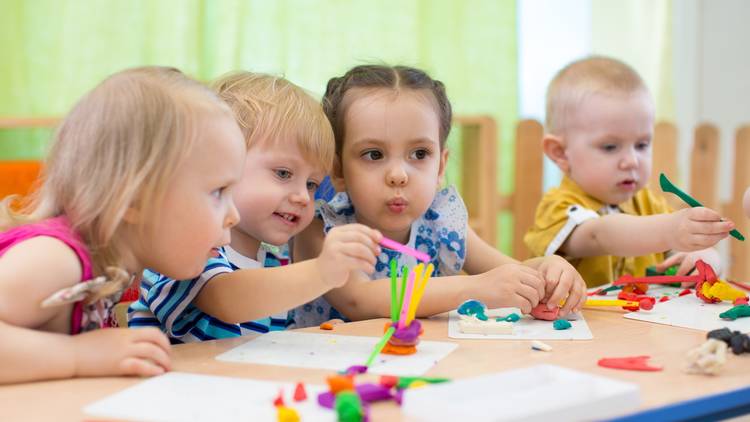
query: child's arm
462 226 519 274
323 264 549 320
193 224 381 323
560 207 734 258
295 224 545 319
0 237 170 384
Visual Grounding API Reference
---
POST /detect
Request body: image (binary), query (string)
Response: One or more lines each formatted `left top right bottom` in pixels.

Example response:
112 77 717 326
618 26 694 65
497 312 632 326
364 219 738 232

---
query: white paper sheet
403 364 640 422
84 372 335 422
624 294 750 332
216 331 458 376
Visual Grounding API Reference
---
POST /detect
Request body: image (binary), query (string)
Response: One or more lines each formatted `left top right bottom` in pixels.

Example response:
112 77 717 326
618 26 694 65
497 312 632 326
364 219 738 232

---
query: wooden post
690 124 720 211
456 116 497 246
0 117 59 128
512 119 543 260
650 122 683 209
727 126 750 281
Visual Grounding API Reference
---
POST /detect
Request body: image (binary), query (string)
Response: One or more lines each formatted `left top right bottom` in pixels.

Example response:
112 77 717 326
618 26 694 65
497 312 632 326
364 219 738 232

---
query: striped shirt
128 245 291 343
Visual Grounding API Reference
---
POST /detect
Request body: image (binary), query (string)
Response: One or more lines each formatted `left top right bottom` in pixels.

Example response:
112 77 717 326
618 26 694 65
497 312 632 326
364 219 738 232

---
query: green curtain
0 0 517 251
591 0 674 121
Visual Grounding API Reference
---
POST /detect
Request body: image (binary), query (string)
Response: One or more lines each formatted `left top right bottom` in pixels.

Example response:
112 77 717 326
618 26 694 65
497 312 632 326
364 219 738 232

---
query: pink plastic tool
380 237 431 263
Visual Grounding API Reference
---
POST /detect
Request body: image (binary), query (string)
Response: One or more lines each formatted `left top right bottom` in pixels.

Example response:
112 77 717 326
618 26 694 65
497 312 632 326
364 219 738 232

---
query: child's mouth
618 179 637 190
273 211 299 226
386 198 408 214
209 247 221 258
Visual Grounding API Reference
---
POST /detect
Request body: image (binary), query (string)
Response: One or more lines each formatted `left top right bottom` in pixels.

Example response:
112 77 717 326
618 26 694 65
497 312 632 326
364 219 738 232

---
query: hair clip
41 267 134 308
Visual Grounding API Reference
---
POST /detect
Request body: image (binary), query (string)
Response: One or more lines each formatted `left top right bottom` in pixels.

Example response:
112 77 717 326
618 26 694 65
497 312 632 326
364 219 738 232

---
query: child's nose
386 164 408 187
290 185 311 204
620 149 639 169
224 200 240 228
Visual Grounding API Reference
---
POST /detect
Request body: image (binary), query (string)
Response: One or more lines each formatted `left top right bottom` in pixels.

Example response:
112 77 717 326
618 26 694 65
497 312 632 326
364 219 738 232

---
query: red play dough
598 355 662 371
530 304 560 321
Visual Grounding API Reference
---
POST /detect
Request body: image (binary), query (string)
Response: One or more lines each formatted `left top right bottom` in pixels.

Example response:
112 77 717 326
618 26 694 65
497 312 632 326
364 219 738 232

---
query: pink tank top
0 216 95 334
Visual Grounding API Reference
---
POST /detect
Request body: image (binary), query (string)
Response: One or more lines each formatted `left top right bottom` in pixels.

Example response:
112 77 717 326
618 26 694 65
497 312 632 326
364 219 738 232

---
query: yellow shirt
524 176 672 287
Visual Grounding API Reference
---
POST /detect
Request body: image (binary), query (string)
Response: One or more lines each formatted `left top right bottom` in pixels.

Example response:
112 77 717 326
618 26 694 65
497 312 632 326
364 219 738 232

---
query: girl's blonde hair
0 66 231 274
212 72 334 173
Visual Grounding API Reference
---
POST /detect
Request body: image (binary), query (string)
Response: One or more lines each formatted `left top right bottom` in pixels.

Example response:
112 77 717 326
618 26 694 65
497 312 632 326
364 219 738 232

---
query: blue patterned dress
290 185 468 328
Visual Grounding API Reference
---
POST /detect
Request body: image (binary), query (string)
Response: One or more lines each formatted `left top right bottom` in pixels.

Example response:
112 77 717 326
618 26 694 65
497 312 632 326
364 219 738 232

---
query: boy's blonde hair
0 66 231 274
546 56 649 135
212 72 334 173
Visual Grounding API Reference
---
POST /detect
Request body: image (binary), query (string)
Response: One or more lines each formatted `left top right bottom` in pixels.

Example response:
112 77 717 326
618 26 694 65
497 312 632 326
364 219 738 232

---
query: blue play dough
504 313 521 322
552 319 572 330
457 299 488 321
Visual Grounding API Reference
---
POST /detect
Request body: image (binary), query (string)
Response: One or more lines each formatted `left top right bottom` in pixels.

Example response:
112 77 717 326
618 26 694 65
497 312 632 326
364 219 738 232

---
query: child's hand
316 224 382 288
476 264 545 314
537 255 586 316
668 207 733 251
72 327 171 378
656 249 722 278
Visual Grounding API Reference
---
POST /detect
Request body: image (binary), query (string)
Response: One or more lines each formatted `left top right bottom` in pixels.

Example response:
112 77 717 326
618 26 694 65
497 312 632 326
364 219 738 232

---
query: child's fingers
655 253 683 271
688 207 723 221
520 272 545 301
547 271 574 311
515 265 542 277
675 258 696 277
334 230 381 255
513 294 533 315
341 244 378 266
347 224 383 243
692 220 734 235
132 342 172 371
541 265 564 302
134 327 172 353
515 283 541 308
559 277 583 316
689 233 729 249
119 357 167 377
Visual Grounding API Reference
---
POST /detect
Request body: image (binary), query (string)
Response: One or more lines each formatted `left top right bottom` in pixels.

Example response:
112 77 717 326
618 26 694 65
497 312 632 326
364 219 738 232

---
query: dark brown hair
322 65 452 158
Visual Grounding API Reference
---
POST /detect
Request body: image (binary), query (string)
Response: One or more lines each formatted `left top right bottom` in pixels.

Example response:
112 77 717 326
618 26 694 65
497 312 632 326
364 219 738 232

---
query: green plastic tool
659 173 744 241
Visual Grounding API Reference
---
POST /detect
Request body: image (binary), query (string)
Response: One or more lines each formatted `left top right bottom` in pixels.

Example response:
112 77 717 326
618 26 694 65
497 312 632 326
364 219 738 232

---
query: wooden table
3 309 750 421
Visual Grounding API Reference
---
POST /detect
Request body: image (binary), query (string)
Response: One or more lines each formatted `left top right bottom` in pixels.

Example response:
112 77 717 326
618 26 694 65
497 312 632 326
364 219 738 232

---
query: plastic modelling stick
660 173 744 241
380 237 431 262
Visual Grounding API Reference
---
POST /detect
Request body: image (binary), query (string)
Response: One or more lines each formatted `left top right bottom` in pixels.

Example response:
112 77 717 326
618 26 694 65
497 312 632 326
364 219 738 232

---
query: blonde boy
129 72 381 342
525 56 733 287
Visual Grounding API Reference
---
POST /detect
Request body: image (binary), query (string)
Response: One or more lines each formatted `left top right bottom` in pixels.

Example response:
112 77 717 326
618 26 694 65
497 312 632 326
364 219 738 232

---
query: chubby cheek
298 206 316 231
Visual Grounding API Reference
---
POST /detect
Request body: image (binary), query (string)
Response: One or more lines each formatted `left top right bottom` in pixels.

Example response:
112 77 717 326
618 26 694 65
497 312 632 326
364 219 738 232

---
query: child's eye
307 180 319 192
211 187 225 199
601 144 617 152
636 141 651 151
275 168 292 179
361 150 383 161
409 149 430 160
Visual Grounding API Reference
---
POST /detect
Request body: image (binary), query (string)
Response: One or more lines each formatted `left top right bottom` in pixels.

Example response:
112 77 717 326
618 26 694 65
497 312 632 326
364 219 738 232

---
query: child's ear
542 134 570 173
437 148 449 186
330 154 346 192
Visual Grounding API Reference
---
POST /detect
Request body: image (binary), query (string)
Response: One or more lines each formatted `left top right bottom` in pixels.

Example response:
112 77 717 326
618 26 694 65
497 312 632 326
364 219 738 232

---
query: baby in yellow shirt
525 56 734 287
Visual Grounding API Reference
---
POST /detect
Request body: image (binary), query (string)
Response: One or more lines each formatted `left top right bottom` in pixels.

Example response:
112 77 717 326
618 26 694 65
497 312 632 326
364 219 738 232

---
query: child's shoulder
537 177 602 215
0 233 86 320
424 185 466 221
0 216 92 279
